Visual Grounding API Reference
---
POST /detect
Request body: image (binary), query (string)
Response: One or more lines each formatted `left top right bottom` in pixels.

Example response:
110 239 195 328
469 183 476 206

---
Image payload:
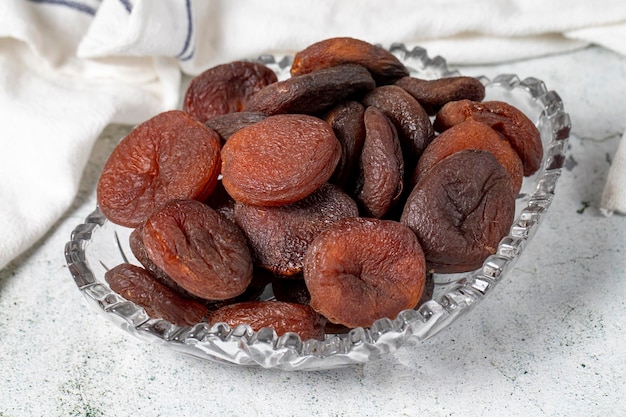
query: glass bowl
65 44 571 371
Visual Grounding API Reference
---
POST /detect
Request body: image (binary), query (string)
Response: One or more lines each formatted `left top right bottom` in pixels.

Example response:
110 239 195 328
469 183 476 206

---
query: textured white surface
1 46 625 416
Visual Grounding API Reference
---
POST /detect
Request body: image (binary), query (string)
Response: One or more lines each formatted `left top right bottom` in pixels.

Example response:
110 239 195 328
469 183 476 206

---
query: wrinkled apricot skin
401 149 515 273
244 64 376 115
323 101 366 190
183 61 277 123
355 106 404 218
221 114 341 206
142 199 253 300
394 76 485 115
129 225 200 300
303 217 426 328
208 301 327 341
105 263 209 327
234 183 359 276
97 110 221 228
362 85 434 173
414 119 524 195
434 99 543 176
290 37 409 85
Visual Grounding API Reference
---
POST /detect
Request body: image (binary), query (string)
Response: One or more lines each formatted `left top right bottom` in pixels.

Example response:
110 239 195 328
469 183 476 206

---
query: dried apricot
105 263 208 327
394 76 485 115
129 225 198 299
221 114 341 206
208 301 326 341
97 110 221 228
204 111 267 143
142 199 253 300
414 119 524 195
272 276 311 306
290 37 409 84
183 61 277 123
233 183 359 276
322 101 366 190
354 106 404 218
362 85 434 174
434 99 543 176
203 179 236 223
303 217 426 328
244 64 375 115
401 149 515 273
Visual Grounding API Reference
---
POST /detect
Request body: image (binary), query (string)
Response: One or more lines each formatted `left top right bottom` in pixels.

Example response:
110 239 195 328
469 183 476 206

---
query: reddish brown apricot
323 101 366 190
233 183 359 276
97 110 221 228
414 119 524 195
355 106 404 218
244 64 375 115
105 263 208 327
362 85 434 174
183 61 277 123
401 149 515 273
290 37 409 85
433 99 543 176
129 225 198 299
208 301 327 340
142 199 253 300
303 217 426 328
221 114 341 206
394 76 486 115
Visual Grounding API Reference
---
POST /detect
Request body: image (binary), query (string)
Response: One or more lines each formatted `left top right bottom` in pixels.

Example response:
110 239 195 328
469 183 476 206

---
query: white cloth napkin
600 132 626 216
1 0 625 270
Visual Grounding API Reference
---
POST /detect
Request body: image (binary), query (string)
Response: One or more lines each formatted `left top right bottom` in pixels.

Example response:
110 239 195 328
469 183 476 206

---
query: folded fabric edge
600 132 626 216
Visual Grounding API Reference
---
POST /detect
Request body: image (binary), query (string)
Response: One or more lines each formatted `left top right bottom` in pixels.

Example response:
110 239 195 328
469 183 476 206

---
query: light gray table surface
1 45 625 417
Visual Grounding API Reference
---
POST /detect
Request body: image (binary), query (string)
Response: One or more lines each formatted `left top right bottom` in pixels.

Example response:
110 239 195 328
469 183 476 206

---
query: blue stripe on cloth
178 45 195 62
118 0 132 13
27 0 98 15
175 0 194 60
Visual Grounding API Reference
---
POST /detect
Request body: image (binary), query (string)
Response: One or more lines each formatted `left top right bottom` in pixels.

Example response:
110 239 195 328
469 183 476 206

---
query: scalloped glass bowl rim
65 43 571 371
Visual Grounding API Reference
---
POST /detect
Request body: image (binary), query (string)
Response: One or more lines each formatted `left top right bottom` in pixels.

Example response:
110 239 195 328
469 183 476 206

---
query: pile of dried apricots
97 37 542 340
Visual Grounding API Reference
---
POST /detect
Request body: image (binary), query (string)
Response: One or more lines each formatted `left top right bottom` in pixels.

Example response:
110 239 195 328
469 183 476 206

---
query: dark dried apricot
401 149 515 273
203 179 236 223
204 111 267 143
414 119 524 195
221 114 341 206
208 301 326 340
183 61 277 123
142 199 253 300
322 101 366 190
244 64 375 115
434 99 543 176
272 277 311 306
97 110 221 228
354 106 404 218
290 37 409 85
394 76 485 115
233 183 359 276
105 263 208 327
362 85 434 174
303 217 426 328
